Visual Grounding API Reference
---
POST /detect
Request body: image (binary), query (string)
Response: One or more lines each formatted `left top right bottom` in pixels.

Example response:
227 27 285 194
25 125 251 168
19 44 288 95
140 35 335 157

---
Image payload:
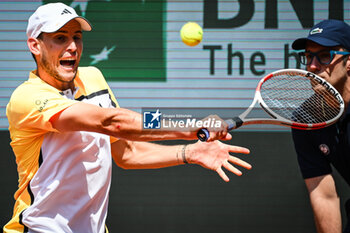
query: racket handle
197 118 242 142
197 128 210 142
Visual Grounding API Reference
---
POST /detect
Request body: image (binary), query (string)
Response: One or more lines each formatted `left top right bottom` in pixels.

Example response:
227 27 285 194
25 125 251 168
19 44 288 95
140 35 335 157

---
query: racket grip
197 119 241 142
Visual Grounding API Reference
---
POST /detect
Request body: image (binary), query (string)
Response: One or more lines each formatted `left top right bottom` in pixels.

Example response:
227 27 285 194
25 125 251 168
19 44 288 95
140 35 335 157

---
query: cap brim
292 38 307 50
292 37 341 50
75 17 92 31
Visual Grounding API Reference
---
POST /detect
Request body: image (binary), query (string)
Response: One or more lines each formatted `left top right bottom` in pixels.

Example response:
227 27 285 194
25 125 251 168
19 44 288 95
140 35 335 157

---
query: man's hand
186 140 251 182
197 114 232 142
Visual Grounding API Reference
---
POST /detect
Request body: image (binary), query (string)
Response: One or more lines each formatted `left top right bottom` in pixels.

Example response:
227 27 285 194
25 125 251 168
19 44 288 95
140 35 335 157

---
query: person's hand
186 140 251 182
197 114 232 141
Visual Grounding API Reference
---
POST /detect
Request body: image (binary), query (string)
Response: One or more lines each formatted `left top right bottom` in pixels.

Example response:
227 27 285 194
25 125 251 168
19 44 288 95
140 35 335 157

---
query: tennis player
3 3 252 233
291 19 350 233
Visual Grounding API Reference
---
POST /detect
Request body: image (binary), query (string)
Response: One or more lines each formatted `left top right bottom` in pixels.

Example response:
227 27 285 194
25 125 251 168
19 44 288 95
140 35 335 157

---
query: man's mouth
60 59 76 69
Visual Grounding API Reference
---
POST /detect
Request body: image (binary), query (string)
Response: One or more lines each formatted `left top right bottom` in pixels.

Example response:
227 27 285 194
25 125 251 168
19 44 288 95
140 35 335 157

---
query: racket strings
260 73 341 124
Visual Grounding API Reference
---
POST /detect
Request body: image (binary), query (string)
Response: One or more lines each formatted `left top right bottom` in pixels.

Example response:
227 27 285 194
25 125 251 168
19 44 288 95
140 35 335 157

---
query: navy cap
292 19 350 51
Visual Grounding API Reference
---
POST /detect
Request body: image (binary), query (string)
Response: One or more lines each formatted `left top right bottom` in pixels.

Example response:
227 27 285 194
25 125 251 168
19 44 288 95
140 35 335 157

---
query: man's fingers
207 131 232 142
216 167 230 182
227 145 250 154
223 132 232 141
223 161 243 176
228 156 252 170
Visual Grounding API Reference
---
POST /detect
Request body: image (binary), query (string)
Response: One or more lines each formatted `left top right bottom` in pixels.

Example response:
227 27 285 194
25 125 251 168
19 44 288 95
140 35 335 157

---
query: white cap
26 2 92 38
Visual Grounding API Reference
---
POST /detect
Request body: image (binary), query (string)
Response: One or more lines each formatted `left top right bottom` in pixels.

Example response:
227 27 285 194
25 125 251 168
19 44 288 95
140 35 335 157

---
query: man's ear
27 37 41 56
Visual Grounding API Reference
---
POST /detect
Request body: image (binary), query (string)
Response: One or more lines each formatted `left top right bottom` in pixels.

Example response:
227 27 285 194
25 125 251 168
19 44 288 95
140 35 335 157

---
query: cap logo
61 8 72 15
310 27 323 35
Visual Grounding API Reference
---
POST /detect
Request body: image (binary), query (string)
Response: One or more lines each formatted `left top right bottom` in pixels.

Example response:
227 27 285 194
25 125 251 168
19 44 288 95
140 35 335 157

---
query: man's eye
56 36 66 42
318 53 331 63
74 36 82 41
305 54 313 60
318 52 330 59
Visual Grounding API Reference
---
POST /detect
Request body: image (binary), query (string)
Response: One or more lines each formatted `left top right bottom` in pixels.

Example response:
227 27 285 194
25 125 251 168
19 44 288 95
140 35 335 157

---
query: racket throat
259 103 278 120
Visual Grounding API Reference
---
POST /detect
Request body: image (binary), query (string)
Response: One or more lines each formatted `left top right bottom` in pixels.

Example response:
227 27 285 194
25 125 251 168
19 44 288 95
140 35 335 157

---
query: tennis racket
197 69 345 141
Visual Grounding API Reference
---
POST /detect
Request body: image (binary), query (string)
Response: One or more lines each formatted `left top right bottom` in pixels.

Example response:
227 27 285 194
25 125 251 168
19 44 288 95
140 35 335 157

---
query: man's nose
307 55 321 73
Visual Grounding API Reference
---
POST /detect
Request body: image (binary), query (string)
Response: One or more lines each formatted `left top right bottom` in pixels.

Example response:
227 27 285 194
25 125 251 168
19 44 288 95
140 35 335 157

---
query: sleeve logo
35 99 48 112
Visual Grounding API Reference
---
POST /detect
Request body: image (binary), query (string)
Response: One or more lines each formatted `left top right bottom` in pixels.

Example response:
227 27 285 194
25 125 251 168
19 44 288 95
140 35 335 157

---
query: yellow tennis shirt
4 67 118 233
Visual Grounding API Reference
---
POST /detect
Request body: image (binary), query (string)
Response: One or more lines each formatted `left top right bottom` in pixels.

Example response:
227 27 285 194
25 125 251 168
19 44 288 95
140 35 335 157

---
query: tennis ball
180 22 203 47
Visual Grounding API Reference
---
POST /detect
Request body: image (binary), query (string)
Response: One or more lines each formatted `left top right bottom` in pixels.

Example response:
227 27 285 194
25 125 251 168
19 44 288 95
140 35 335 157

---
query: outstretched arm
111 139 251 182
305 174 341 233
50 102 231 141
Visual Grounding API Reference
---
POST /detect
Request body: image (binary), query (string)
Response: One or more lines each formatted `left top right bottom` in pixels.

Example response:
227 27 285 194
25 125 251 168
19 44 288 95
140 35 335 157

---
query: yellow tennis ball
180 22 203 47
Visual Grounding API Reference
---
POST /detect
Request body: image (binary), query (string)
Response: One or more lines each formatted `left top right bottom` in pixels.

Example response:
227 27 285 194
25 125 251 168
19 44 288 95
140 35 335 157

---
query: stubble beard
40 52 77 85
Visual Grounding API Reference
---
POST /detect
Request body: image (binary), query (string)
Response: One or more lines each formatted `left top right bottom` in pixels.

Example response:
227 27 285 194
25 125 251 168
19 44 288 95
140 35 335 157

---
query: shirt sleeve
95 67 119 108
7 82 77 133
93 67 120 143
80 66 120 142
291 128 332 179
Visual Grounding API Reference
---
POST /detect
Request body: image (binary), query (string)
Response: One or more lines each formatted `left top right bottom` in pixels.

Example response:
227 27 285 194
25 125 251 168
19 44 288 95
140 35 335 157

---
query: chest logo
319 144 330 155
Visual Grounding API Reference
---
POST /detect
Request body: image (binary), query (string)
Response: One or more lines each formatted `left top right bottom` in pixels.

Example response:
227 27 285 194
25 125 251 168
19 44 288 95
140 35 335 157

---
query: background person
291 19 350 233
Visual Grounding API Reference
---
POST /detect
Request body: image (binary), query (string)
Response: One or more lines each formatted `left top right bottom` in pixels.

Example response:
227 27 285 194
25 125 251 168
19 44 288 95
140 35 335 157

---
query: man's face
37 20 83 86
304 41 349 92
